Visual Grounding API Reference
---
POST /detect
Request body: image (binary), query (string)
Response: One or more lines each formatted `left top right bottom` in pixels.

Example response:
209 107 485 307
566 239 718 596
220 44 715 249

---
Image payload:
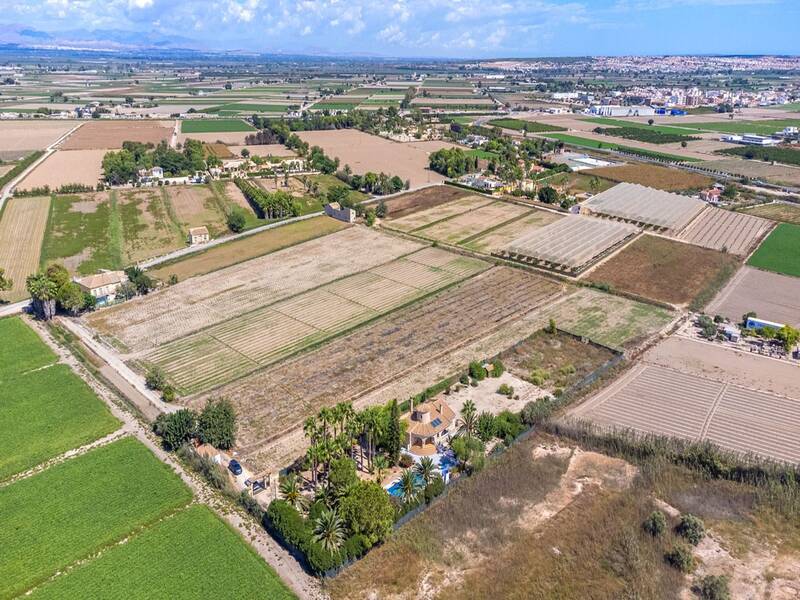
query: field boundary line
407 198 498 234
704 264 748 315
456 207 536 245
699 382 730 440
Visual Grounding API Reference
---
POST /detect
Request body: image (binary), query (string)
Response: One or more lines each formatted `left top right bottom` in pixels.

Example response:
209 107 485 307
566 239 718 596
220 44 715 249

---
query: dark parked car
228 459 242 476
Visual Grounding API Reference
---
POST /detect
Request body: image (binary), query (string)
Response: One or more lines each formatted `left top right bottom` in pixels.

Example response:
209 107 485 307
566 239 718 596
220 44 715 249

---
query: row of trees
102 140 206 185
335 164 408 196
234 178 299 220
154 398 237 451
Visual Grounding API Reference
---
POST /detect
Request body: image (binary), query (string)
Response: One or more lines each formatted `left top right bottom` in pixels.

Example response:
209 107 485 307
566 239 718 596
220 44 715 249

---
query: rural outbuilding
188 226 210 245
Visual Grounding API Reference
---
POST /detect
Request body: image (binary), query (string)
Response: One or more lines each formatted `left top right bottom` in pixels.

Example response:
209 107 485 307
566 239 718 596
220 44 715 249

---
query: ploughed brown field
0 121 78 156
584 163 713 191
17 149 106 191
0 196 50 302
707 265 800 328
60 120 172 150
587 234 740 307
190 267 563 472
382 185 474 219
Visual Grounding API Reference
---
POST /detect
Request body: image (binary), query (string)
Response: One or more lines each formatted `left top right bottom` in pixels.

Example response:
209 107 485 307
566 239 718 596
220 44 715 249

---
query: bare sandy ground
707 266 800 327
18 149 105 190
0 120 78 152
296 129 448 187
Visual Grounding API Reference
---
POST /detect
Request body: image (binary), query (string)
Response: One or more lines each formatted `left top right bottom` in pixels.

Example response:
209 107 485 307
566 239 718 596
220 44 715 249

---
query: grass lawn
0 364 119 481
0 316 56 380
747 223 800 277
689 118 800 135
545 133 701 162
0 437 192 599
180 119 255 133
29 505 295 600
464 148 501 160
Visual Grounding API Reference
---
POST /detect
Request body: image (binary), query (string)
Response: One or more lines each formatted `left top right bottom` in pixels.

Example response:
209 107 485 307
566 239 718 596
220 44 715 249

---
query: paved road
0 300 29 318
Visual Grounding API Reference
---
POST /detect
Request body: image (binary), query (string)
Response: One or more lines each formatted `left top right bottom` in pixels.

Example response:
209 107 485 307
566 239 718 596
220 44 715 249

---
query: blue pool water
386 473 424 497
386 451 458 497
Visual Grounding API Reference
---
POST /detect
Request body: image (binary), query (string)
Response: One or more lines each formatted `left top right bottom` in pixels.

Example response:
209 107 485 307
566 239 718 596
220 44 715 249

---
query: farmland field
716 145 800 167
380 186 475 219
28 505 294 600
675 206 773 255
581 117 702 136
462 208 563 254
587 234 740 307
387 194 493 232
147 215 347 281
60 120 171 150
688 118 800 135
180 118 255 133
487 118 566 132
583 163 713 191
0 437 192 599
707 266 800 327
415 201 531 244
543 133 701 162
0 195 50 302
0 120 77 156
194 267 563 470
88 227 424 353
747 223 800 277
699 158 800 186
144 248 488 394
0 317 56 379
18 149 105 191
541 288 675 350
741 202 800 225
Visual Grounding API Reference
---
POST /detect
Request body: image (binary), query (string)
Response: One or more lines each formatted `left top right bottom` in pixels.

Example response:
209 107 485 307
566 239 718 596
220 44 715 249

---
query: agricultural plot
486 118 565 132
0 120 77 157
688 118 800 136
543 133 701 162
144 248 488 394
0 317 56 380
18 149 105 191
415 201 531 244
747 223 800 277
87 227 423 352
500 215 639 274
0 195 50 302
581 117 702 136
0 437 192 599
60 120 171 150
28 505 294 600
588 234 740 307
707 266 800 327
583 163 713 192
387 194 493 232
165 185 230 237
193 267 563 469
699 158 800 187
462 208 563 254
742 202 800 225
180 118 255 133
675 206 773 255
582 182 706 233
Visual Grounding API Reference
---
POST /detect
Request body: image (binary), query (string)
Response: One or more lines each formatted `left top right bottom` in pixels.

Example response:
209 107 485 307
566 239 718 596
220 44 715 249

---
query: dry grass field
387 195 494 232
707 266 800 327
166 186 229 237
587 234 740 308
584 163 713 191
87 227 423 353
699 158 800 186
116 189 185 263
0 196 50 302
227 144 296 157
462 208 563 254
675 206 774 255
417 201 531 244
143 248 488 394
177 131 252 145
18 150 105 190
741 202 800 225
382 185 473 219
193 267 562 469
296 129 449 187
60 120 171 150
0 121 78 157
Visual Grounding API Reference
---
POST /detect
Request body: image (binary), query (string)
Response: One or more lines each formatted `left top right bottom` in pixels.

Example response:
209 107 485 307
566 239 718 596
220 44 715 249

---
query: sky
1 0 797 58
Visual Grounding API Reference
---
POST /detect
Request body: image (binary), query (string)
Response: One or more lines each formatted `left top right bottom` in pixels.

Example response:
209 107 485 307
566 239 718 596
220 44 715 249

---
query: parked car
228 459 242 476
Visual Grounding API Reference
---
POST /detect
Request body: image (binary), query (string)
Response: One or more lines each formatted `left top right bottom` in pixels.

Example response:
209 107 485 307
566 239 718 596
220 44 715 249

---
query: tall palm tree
306 444 321 487
313 509 346 553
457 399 478 439
399 469 420 505
279 473 307 511
373 455 389 483
318 407 334 443
414 457 436 486
26 272 57 321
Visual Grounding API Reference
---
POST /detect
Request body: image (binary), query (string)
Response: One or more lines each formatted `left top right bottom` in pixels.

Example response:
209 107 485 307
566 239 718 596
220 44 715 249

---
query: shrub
643 510 667 537
676 514 705 546
302 538 341 574
145 366 167 390
399 454 414 468
423 474 445 504
521 398 552 426
341 534 369 561
665 543 695 573
265 499 312 550
238 490 265 522
339 481 394 546
476 412 496 442
153 409 196 450
490 358 505 377
546 318 557 334
497 383 514 397
197 398 236 450
226 206 247 232
459 373 469 385
468 360 487 381
695 575 731 600
494 410 525 443
161 385 176 402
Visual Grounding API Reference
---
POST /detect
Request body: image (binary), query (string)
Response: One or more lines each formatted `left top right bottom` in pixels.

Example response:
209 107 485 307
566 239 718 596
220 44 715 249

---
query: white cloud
378 24 405 43
128 0 153 8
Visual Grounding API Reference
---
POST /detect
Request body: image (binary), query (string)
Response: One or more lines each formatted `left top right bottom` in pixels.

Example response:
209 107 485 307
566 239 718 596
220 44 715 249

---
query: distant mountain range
0 23 201 51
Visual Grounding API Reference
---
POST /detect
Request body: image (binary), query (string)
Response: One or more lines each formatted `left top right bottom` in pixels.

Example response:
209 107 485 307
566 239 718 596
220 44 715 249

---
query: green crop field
0 363 119 481
29 505 295 600
582 117 701 136
689 118 800 135
0 316 56 380
204 103 290 114
716 145 800 167
180 119 255 133
544 133 701 162
0 437 192 599
312 101 361 110
488 118 566 132
747 223 800 277
590 126 699 145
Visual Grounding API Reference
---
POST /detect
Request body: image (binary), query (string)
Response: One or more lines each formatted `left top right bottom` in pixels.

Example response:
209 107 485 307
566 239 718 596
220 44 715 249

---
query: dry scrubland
0 121 77 157
584 163 713 191
0 196 50 302
707 266 800 327
675 207 773 256
588 235 740 308
88 227 422 353
144 248 487 394
296 129 449 187
18 149 105 190
575 337 800 464
60 120 171 150
387 195 494 232
194 267 562 471
382 185 473 219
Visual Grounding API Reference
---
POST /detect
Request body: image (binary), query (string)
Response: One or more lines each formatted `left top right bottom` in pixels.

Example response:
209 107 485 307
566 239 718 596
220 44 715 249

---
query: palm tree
279 473 307 511
399 469 420 505
413 457 436 486
373 455 389 483
318 407 334 443
26 272 57 321
457 399 478 439
306 444 321 487
313 509 346 553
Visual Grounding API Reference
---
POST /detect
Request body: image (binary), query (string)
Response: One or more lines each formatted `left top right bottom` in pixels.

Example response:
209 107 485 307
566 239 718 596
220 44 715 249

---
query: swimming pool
386 473 424 498
385 451 457 497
